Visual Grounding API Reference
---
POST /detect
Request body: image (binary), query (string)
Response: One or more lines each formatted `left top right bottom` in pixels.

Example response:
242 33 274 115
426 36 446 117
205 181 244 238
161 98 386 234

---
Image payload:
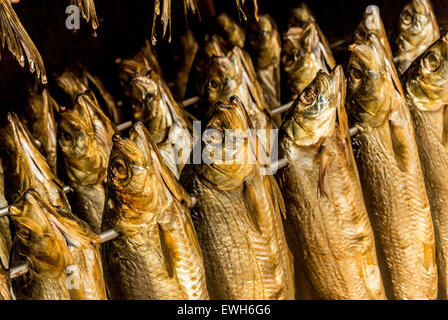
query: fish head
288 3 315 29
9 190 73 275
282 24 324 98
216 13 246 48
398 0 439 45
129 71 172 144
203 53 241 109
107 123 162 215
347 33 394 125
200 96 257 190
282 66 344 146
354 5 393 60
58 92 111 185
247 14 280 68
404 34 448 110
0 112 58 202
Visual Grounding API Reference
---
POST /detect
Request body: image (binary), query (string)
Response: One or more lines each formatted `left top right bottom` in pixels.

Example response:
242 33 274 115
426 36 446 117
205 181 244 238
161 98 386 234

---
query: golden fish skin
216 13 246 49
402 35 448 298
0 160 12 269
395 0 440 75
22 87 58 173
180 96 295 300
58 91 114 233
102 122 209 300
203 46 274 153
277 67 386 300
347 33 437 299
282 5 336 103
56 65 122 125
247 14 282 112
0 113 71 212
0 260 11 300
124 69 192 178
10 190 106 300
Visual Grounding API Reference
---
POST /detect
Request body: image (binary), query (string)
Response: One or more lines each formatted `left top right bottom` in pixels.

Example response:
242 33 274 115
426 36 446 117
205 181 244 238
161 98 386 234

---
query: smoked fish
102 122 209 300
402 35 448 298
180 96 295 300
276 66 386 300
395 0 440 75
347 33 437 299
10 190 106 300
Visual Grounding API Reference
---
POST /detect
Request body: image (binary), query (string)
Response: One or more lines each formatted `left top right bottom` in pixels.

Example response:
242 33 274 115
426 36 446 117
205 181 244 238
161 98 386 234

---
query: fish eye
355 29 366 41
349 67 363 85
18 228 30 241
60 129 72 143
300 87 317 105
423 51 441 72
401 10 413 25
111 159 128 181
132 103 144 114
208 78 219 90
282 53 296 67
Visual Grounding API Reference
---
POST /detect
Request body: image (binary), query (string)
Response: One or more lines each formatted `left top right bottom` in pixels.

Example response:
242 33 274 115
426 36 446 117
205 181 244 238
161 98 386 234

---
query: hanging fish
180 96 295 300
58 91 114 233
102 122 209 300
0 113 70 212
402 35 448 299
247 14 282 113
22 87 58 173
277 66 386 300
10 190 106 300
394 0 440 75
347 33 437 300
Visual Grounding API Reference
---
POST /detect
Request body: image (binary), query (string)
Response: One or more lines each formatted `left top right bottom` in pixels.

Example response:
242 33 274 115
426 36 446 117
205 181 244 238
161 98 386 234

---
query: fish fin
317 146 329 196
0 0 46 83
388 114 410 172
443 105 448 145
157 221 175 278
269 175 286 220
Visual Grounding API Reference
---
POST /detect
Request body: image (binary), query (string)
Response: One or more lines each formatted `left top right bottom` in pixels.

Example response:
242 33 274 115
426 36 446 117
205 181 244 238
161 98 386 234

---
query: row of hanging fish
0 0 447 300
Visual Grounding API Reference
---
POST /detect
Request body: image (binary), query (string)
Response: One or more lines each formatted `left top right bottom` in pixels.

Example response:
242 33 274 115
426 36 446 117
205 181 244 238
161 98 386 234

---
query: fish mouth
207 96 252 133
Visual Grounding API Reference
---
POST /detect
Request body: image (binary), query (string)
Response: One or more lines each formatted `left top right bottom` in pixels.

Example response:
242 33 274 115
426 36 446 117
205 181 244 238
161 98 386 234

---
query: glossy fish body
126 70 192 178
347 33 437 299
277 67 386 300
22 87 58 173
402 35 448 298
0 160 11 268
0 260 11 300
10 190 106 300
102 122 209 300
180 96 294 300
58 91 114 233
0 113 70 211
247 14 282 112
282 5 336 103
395 0 440 75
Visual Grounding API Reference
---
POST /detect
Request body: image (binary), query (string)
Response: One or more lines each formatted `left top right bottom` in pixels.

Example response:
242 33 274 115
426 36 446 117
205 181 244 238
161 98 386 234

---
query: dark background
1 0 447 117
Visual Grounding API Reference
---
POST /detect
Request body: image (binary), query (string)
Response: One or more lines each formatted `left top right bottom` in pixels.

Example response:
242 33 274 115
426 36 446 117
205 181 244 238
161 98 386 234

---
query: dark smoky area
0 0 446 119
